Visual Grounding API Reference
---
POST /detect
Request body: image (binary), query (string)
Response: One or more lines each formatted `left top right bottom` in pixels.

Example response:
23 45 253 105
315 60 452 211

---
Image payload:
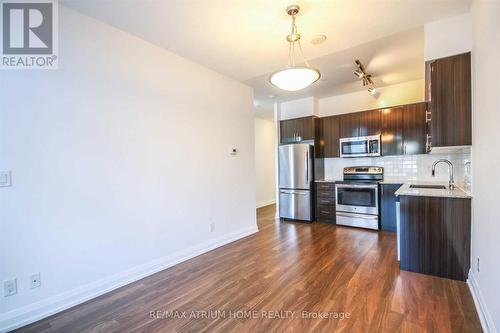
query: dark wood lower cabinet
399 195 471 281
315 182 336 223
379 184 402 232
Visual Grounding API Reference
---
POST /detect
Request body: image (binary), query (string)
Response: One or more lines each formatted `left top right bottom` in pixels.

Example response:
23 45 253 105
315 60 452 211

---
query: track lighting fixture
353 59 376 95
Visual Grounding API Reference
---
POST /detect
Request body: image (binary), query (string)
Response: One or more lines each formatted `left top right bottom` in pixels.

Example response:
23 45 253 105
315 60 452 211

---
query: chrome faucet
432 159 455 190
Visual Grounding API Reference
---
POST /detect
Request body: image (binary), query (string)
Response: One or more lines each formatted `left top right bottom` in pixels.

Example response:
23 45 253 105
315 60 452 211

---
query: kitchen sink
409 184 447 189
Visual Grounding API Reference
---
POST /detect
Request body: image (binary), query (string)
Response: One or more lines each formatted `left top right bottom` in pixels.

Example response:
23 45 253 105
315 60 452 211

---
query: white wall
254 118 276 208
318 79 424 117
424 13 473 61
279 96 317 120
469 1 500 332
0 6 257 331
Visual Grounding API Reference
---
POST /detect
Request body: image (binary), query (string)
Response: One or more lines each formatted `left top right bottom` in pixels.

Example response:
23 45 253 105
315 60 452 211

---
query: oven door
339 137 369 157
335 183 379 215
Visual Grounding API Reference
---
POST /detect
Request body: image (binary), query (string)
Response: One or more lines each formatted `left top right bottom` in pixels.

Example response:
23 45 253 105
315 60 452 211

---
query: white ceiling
248 27 425 107
62 0 471 114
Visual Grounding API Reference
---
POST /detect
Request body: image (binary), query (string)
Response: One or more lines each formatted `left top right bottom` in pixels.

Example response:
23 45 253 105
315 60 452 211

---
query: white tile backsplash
324 149 471 187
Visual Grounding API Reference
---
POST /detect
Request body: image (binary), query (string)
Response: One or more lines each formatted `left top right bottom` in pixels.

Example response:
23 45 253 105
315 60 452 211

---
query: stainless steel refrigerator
278 143 313 221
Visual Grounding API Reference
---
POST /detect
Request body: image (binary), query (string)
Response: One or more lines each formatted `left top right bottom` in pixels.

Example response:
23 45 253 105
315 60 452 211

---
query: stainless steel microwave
339 134 381 157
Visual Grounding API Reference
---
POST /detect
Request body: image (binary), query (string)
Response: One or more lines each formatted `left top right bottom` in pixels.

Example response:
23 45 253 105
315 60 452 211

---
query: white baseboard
0 225 259 333
468 271 498 333
256 199 275 209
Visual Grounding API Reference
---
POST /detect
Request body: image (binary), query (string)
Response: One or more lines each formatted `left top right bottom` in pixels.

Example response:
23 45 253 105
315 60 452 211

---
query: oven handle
335 183 378 189
336 212 378 220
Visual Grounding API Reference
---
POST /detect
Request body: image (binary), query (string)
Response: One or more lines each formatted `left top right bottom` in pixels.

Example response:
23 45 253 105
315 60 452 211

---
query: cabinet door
381 107 404 156
280 117 316 143
400 196 471 281
430 52 472 147
380 184 402 232
321 116 341 158
339 113 360 138
403 102 427 155
280 119 296 143
299 117 315 141
315 182 336 223
359 109 381 137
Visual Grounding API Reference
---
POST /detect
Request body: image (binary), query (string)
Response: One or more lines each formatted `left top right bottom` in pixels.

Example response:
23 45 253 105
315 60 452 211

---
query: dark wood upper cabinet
381 107 404 156
280 119 294 143
403 102 428 155
359 109 381 137
339 112 360 138
280 116 317 144
289 102 429 157
319 115 341 158
429 52 472 147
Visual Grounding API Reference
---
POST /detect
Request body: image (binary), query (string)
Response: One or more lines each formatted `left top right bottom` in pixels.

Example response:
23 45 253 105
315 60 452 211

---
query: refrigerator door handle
305 151 309 183
279 190 307 195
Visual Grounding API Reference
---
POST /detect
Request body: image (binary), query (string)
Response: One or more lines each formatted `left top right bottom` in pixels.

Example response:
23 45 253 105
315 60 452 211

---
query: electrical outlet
477 258 480 273
4 279 17 297
30 273 41 289
210 222 215 232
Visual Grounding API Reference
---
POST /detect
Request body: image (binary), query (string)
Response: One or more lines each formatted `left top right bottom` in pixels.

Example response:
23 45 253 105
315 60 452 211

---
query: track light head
354 69 364 78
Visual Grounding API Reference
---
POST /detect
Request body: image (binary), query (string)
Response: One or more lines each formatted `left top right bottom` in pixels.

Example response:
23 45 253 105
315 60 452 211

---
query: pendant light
269 5 320 91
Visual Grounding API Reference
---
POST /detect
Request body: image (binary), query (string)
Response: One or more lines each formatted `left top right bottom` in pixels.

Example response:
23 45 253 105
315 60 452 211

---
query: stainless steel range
335 166 383 230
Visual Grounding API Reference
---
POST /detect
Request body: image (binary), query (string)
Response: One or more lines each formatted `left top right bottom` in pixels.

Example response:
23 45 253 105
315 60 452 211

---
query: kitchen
277 51 472 282
3 1 499 332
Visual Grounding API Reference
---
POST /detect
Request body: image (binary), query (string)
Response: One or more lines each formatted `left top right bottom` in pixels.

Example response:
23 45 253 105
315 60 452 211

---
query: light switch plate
0 171 12 187
4 279 17 297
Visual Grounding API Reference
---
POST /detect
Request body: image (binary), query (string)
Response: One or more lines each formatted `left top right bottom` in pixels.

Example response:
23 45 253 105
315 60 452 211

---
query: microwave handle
366 140 370 153
368 139 378 153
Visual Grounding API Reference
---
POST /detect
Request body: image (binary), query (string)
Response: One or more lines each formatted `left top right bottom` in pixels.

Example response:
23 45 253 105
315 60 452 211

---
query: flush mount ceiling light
354 59 377 95
269 5 320 92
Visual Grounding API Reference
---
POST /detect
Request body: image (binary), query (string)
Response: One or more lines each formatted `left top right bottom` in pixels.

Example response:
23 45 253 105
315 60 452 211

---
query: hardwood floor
15 205 481 333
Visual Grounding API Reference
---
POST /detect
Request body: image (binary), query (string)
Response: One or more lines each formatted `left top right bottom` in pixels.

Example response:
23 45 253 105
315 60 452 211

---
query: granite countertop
395 182 472 199
314 179 340 183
